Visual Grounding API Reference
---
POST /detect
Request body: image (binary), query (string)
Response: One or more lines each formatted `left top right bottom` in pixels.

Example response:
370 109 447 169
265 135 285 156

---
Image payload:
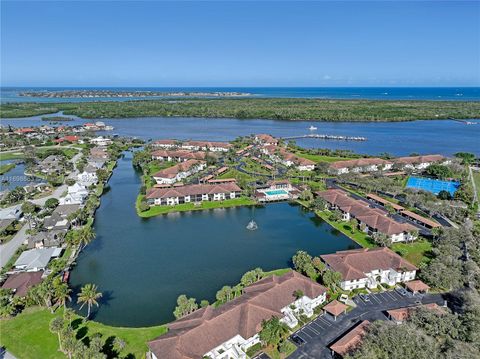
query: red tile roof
321 248 417 281
2 271 43 296
405 280 430 292
323 300 348 317
316 189 415 235
394 155 445 165
329 158 391 170
153 159 205 179
329 320 370 357
387 302 443 322
151 149 206 161
148 271 326 359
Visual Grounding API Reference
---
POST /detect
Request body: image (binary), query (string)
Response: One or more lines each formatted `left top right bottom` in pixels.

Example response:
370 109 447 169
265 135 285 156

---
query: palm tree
54 282 72 309
77 283 102 320
49 317 65 352
77 227 96 249
259 316 290 350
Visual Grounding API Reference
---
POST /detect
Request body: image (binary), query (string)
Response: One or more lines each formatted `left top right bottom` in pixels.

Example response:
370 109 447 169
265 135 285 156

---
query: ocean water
1 86 479 103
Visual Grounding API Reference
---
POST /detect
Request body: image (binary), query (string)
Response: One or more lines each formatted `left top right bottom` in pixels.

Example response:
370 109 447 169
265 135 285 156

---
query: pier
281 134 367 141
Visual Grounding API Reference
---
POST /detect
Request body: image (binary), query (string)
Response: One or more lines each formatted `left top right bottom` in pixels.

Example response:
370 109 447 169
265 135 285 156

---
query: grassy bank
0 152 24 161
2 98 480 121
136 195 256 217
0 306 167 359
391 239 433 267
0 162 16 175
315 210 377 248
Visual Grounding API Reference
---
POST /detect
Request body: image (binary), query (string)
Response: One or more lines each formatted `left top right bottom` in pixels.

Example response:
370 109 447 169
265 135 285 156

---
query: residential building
181 141 232 152
1 271 44 296
146 182 242 206
14 247 62 272
151 149 206 162
152 139 179 149
90 136 112 146
254 134 279 146
0 205 22 220
28 230 66 249
317 189 417 242
321 248 417 291
59 183 89 205
152 159 206 185
393 155 448 170
77 170 98 186
147 271 327 359
328 158 393 175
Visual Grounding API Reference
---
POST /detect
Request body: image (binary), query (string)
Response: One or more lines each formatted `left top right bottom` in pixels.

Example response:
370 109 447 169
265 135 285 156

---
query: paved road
289 291 445 358
0 151 82 268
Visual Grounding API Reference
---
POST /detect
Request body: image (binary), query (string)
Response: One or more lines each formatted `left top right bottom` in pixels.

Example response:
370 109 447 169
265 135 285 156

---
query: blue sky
1 1 479 87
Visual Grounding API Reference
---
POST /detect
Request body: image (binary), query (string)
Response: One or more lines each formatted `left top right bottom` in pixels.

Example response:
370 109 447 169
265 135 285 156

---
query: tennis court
406 176 460 195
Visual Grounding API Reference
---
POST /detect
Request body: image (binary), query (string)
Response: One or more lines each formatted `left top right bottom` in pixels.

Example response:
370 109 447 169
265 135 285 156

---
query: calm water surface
69 152 359 327
2 115 479 156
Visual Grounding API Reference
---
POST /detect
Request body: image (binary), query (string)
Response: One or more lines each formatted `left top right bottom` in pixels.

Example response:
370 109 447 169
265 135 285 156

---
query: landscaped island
2 97 480 121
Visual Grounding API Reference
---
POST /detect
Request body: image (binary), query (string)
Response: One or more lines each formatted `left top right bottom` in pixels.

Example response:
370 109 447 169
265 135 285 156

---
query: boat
246 220 258 231
308 125 318 131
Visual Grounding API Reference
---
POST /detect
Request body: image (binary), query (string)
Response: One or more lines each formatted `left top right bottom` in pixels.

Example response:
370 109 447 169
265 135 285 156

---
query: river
68 152 359 327
2 115 480 156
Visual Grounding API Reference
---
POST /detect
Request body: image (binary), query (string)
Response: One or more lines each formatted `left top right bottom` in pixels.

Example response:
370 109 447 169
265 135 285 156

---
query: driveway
289 291 445 358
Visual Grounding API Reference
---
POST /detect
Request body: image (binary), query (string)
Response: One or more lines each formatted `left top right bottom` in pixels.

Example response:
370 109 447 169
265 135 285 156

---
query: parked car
396 287 408 296
360 293 370 302
290 334 306 346
339 294 349 303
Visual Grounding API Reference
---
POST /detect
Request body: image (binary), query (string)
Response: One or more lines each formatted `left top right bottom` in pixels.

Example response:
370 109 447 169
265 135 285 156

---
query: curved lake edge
69 151 360 327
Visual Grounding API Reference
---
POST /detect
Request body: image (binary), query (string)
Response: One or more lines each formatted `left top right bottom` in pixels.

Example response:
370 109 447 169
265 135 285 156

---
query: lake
68 152 359 327
2 115 480 156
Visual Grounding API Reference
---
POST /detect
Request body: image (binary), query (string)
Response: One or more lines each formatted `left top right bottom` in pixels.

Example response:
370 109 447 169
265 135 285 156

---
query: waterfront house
152 159 206 185
146 182 242 206
90 136 112 146
392 154 448 170
38 155 64 175
328 158 393 175
90 147 109 159
147 271 327 359
254 133 279 146
27 230 66 249
1 271 44 297
181 141 232 152
14 247 62 272
151 149 207 162
321 248 417 291
43 212 70 231
59 183 89 205
329 320 370 357
77 170 98 186
152 139 179 149
316 189 416 242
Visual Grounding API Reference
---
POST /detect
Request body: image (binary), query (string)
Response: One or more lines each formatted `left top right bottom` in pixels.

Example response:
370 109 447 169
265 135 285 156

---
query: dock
281 134 367 141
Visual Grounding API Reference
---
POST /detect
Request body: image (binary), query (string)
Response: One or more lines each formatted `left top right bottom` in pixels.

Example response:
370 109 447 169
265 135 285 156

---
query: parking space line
296 333 308 342
318 317 332 326
385 291 397 301
310 321 325 331
300 329 312 338
306 325 320 335
371 295 382 304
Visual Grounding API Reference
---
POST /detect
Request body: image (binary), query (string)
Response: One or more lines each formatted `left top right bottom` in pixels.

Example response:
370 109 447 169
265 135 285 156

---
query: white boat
246 220 258 231
308 125 318 131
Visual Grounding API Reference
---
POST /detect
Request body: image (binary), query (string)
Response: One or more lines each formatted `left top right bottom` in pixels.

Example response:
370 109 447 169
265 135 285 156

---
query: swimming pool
265 189 289 196
406 176 460 196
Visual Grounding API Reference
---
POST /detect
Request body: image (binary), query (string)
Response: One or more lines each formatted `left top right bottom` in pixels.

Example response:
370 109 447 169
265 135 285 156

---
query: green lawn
137 195 256 217
472 170 480 202
0 152 24 161
0 307 167 359
391 239 433 266
315 210 377 248
218 168 256 183
35 146 78 160
294 152 354 163
0 163 15 175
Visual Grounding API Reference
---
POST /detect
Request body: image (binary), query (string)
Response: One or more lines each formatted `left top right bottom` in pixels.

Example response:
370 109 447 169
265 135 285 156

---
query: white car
339 294 349 303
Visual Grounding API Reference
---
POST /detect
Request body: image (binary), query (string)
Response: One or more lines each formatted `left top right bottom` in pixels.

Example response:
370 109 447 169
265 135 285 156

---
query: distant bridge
281 134 367 141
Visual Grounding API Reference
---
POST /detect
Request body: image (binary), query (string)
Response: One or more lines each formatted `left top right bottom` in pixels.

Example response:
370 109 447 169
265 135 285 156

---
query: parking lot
288 291 444 359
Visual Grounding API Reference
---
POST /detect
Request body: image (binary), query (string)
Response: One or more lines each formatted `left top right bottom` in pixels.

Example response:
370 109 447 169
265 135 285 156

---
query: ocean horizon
1 86 479 102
